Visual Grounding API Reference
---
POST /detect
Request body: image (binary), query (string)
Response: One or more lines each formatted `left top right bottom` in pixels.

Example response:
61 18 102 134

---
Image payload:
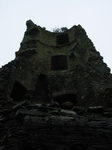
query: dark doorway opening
54 94 77 105
11 81 28 101
56 33 69 45
51 55 68 70
34 74 48 102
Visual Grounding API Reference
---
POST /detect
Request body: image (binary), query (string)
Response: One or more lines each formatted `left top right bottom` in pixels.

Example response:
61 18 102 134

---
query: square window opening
56 34 69 45
51 55 68 70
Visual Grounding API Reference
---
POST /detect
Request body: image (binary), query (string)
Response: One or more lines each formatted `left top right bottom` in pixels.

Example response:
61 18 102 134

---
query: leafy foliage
53 27 68 33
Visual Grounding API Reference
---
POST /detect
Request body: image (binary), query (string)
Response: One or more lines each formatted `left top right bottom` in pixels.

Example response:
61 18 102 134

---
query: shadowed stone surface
0 20 112 149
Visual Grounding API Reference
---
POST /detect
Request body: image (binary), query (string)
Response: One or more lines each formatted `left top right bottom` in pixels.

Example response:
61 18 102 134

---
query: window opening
51 55 68 70
56 33 69 45
10 81 28 101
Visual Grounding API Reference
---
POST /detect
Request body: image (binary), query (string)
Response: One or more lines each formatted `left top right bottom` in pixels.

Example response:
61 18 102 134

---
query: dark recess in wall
11 80 28 101
54 94 77 105
26 28 40 36
51 55 68 70
34 74 48 101
56 33 69 45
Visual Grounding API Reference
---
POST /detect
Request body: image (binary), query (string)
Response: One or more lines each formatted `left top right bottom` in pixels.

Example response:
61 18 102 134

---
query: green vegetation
53 27 68 33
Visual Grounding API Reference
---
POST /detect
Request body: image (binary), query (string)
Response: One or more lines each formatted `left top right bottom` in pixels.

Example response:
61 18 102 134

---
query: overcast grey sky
0 0 112 72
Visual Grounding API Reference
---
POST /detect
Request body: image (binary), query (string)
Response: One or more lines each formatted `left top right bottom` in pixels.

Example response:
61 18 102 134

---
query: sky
0 0 112 72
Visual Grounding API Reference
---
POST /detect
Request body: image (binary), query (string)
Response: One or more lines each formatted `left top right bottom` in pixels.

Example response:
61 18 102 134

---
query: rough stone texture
1 104 112 150
0 20 112 149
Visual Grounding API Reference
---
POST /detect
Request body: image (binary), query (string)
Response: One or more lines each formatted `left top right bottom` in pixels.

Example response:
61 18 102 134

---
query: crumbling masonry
1 20 112 150
1 20 112 108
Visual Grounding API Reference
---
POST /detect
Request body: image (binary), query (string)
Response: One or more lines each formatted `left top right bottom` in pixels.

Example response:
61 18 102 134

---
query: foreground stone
0 105 112 150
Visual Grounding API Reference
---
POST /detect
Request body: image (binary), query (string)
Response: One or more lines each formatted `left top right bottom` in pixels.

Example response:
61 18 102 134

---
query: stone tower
0 20 112 108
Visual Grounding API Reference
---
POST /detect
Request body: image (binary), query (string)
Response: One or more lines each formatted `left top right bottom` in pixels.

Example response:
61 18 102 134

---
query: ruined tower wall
0 20 112 108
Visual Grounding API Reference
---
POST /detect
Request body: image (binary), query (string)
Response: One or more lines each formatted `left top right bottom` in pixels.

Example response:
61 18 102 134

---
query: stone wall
1 20 112 150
